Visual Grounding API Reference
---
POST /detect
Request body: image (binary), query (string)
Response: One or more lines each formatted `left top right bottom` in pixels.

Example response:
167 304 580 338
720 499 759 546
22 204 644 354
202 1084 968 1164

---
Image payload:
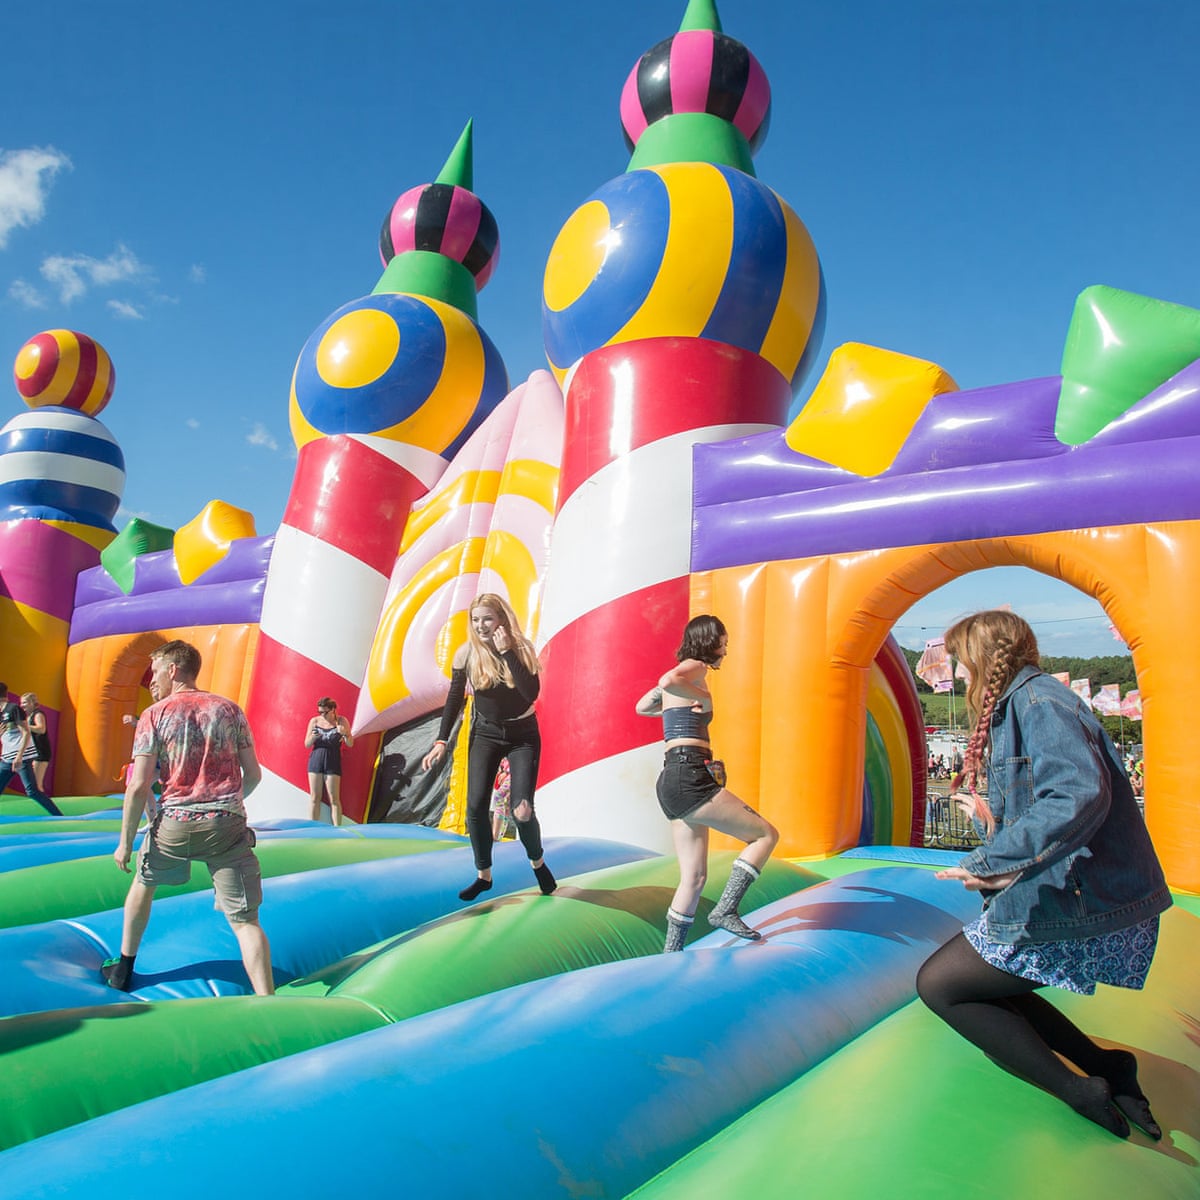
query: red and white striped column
244 433 445 821
533 337 791 849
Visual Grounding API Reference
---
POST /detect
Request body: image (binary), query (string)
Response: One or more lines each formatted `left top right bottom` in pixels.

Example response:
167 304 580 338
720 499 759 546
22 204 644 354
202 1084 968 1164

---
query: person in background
102 640 273 995
422 594 556 901
0 688 61 815
917 610 1170 1139
636 614 778 952
304 697 354 825
20 692 52 794
490 757 513 842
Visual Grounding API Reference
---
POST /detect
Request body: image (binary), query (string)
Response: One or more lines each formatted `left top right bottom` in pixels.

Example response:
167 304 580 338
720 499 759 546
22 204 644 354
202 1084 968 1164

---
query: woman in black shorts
637 614 778 951
304 697 354 825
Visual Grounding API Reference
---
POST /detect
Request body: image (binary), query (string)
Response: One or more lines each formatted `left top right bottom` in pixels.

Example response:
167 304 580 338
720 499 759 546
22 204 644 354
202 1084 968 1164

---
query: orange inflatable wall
57 624 260 797
695 520 1199 894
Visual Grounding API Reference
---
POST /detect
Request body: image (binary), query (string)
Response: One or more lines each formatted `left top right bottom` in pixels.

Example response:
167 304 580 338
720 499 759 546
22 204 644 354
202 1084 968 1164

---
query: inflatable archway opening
696 522 1199 894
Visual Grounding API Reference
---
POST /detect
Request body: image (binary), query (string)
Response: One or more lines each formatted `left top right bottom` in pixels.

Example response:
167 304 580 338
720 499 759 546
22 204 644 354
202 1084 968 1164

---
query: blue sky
3 0 1197 657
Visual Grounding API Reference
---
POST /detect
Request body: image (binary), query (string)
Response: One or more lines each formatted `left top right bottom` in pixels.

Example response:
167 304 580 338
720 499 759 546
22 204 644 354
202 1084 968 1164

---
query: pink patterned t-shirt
132 690 253 814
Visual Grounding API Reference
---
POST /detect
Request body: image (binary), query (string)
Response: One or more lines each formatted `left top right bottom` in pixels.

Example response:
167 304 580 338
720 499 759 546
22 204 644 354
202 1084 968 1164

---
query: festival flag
1092 683 1122 716
1070 678 1092 702
915 638 953 691
1120 689 1143 719
1109 622 1126 645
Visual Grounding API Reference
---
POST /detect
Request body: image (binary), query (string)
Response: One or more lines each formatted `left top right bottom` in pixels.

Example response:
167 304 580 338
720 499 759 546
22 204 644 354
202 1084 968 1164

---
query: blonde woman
917 610 1170 1139
304 698 353 825
20 692 52 793
422 594 555 901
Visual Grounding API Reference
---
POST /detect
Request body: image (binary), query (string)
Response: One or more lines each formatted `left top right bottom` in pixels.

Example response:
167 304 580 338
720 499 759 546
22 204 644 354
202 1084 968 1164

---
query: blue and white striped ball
0 408 125 529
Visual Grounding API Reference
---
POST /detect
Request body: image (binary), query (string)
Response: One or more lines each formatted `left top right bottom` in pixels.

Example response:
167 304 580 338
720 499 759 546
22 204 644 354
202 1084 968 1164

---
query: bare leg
121 876 156 956
307 773 324 822
669 819 710 916
33 761 48 791
231 919 275 995
687 788 778 867
326 775 342 826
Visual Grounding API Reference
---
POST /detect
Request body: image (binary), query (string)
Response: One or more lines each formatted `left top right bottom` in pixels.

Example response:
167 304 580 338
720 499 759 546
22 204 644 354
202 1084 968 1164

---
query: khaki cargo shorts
137 813 263 922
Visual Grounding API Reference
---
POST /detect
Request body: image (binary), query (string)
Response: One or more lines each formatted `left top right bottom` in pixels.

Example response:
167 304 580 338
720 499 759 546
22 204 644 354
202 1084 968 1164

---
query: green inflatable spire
679 0 722 33
435 119 474 190
373 120 480 318
626 0 756 175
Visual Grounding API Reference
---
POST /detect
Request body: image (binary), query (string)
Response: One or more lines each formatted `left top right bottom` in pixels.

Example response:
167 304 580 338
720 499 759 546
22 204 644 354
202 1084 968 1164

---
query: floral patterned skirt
963 913 1160 995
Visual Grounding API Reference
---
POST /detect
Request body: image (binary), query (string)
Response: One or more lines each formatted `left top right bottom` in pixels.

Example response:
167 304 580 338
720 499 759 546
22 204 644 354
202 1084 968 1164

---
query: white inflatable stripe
535 742 673 855
350 434 448 490
3 410 119 442
243 766 311 823
0 450 124 492
537 424 772 644
259 523 389 683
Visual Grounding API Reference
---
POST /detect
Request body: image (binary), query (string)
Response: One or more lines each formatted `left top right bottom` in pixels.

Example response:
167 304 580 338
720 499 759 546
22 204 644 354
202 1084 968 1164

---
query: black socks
101 954 135 991
459 864 556 901
458 877 493 902
1101 1048 1162 1139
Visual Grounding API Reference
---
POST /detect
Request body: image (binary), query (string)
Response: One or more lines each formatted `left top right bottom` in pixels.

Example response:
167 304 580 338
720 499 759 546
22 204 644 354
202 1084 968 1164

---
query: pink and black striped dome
620 28 771 155
379 182 500 291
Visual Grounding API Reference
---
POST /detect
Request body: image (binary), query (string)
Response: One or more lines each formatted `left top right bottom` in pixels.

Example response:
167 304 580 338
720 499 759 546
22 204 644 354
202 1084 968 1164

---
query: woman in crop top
304 697 354 825
636 614 778 952
422 593 556 902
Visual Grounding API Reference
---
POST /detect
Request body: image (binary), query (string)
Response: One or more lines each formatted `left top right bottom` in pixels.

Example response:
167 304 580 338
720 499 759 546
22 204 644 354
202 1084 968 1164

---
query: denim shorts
656 747 722 820
137 813 263 922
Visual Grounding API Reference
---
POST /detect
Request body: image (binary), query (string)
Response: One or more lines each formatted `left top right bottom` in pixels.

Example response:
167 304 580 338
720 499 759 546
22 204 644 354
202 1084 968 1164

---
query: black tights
465 716 543 872
917 934 1140 1136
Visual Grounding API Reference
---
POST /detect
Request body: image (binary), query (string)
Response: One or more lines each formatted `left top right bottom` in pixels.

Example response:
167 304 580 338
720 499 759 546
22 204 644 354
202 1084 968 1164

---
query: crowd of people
5 601 1169 1141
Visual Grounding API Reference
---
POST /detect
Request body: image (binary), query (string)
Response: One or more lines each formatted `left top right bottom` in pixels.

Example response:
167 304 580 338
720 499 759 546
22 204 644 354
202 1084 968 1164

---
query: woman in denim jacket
917 610 1170 1139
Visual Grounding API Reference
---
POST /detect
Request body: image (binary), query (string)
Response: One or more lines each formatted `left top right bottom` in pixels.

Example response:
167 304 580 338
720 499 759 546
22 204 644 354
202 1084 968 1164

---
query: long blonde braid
944 612 1040 836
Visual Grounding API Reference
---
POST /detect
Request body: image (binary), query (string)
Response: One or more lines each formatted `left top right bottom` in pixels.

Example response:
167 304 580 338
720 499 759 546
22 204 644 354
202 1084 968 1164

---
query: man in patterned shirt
101 640 274 994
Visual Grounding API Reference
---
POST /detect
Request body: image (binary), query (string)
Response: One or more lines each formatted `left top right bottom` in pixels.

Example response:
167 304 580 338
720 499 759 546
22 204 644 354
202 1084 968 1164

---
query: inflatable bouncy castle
1 2 1197 1196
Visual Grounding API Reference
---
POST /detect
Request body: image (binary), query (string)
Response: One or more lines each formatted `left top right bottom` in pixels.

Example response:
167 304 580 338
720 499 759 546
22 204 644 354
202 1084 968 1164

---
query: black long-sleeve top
437 650 541 742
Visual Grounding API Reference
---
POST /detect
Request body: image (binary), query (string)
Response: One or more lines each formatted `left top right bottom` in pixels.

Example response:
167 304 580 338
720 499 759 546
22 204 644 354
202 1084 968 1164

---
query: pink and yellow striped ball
13 329 115 415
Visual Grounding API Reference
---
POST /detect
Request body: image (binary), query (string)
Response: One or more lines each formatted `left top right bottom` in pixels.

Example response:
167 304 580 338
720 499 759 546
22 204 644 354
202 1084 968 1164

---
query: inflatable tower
244 123 508 821
534 0 825 847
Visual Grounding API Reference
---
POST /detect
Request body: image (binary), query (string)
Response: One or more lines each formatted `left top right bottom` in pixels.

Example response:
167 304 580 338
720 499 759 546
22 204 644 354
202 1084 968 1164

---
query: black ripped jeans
466 713 543 871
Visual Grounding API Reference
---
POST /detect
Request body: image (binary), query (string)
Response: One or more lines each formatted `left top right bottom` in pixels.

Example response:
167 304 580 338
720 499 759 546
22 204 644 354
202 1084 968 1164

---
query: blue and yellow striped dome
542 162 823 392
290 292 508 459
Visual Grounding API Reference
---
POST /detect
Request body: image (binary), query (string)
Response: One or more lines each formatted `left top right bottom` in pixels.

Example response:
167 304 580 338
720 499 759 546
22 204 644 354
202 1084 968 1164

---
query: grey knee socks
708 858 763 940
663 907 694 953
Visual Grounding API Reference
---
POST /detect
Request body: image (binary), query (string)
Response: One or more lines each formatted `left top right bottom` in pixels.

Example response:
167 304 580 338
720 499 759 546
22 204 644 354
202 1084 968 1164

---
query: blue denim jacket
959 666 1170 945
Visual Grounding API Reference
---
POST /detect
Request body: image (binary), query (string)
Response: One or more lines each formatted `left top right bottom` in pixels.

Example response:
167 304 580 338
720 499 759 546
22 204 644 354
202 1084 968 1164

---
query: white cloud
247 423 279 451
0 147 71 249
107 298 144 320
8 278 46 308
41 243 149 303
186 418 199 430
189 264 206 284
